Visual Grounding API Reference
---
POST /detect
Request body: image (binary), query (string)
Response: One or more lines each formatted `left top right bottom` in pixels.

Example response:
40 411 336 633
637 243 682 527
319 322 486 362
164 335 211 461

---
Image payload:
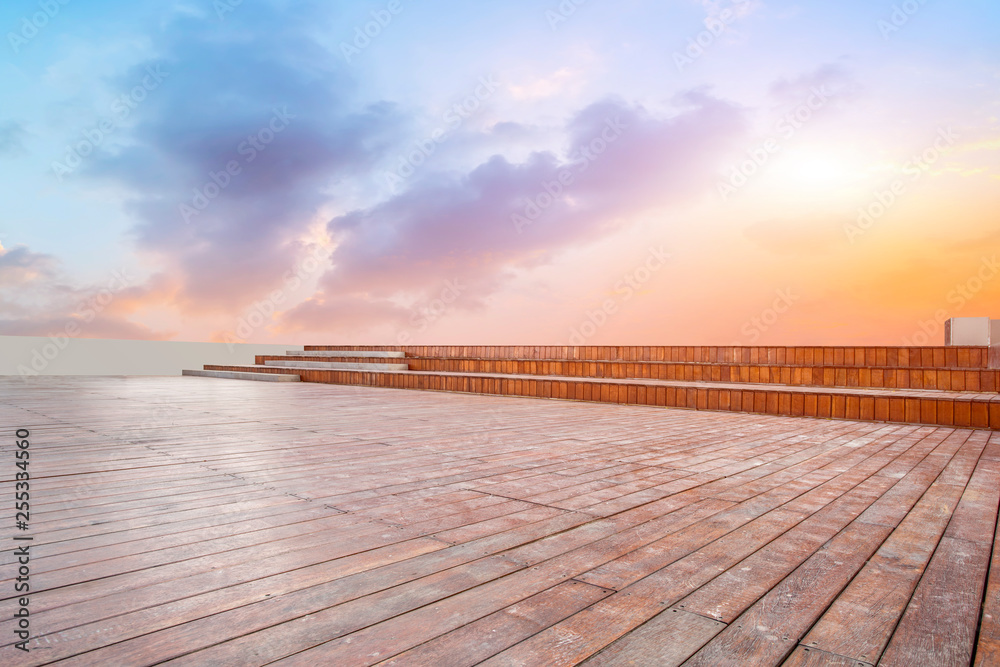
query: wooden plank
676 475 896 623
5 537 448 664
879 537 991 666
680 521 893 666
580 427 917 595
797 474 972 663
575 501 801 591
432 505 568 544
376 581 611 666
977 549 1000 665
0 525 447 636
278 580 614 666
477 504 848 666
579 609 725 666
783 646 874 666
4 511 378 589
168 504 700 666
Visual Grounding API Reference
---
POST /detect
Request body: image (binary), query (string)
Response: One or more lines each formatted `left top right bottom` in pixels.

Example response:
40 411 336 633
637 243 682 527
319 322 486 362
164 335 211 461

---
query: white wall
947 317 991 345
0 335 302 376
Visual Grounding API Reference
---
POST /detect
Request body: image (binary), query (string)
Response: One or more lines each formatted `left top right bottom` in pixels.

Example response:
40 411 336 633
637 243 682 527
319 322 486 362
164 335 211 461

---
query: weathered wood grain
879 536 992 666
0 376 996 666
580 608 725 666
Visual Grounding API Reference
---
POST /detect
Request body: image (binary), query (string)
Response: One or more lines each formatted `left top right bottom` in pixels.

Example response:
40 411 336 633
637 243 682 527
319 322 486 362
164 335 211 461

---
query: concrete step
264 360 408 371
289 350 405 358
183 369 300 382
202 365 1000 430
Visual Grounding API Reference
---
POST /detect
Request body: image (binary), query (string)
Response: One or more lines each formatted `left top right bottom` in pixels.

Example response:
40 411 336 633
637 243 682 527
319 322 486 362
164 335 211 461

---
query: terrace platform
2 376 999 665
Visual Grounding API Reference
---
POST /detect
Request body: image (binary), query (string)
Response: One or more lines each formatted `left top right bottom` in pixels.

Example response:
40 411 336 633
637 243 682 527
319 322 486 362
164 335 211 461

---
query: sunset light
1 1 997 346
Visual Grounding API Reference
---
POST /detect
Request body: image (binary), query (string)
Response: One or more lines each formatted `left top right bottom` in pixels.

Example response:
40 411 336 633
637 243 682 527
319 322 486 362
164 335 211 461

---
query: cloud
0 244 166 339
31 6 754 339
0 121 27 157
509 68 584 100
0 315 166 340
698 0 760 26
0 245 57 286
768 63 858 104
276 294 412 334
83 6 401 315
281 91 748 333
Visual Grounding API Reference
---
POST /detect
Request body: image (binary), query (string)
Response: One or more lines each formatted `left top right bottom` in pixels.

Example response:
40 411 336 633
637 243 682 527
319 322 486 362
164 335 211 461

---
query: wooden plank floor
1 376 998 666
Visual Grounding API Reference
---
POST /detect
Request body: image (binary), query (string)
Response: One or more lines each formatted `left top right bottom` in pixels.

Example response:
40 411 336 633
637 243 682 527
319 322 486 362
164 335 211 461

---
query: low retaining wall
0 335 302 377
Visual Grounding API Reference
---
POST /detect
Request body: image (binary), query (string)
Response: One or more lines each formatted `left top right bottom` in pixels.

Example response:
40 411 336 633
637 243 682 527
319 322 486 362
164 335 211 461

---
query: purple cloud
282 91 748 333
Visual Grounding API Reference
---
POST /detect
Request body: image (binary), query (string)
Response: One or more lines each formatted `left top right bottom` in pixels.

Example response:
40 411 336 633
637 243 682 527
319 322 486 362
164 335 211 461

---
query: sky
1 0 998 346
